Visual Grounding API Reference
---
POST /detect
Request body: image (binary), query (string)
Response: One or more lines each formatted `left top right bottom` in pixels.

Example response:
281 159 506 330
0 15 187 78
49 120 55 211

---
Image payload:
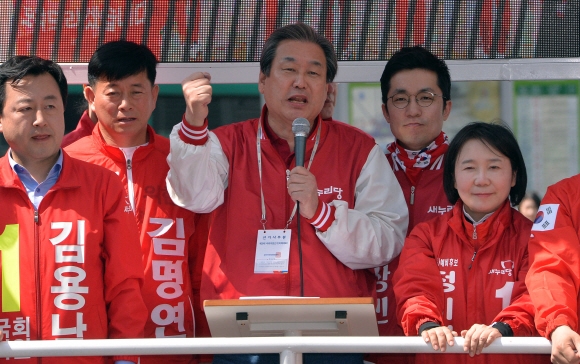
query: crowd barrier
0 336 552 364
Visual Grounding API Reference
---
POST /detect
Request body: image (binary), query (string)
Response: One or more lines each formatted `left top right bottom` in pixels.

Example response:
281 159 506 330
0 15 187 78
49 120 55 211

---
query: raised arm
166 72 229 213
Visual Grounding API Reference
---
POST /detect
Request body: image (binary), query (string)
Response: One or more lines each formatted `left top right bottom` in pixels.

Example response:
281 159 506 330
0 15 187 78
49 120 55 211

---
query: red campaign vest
0 152 147 364
202 117 376 300
374 155 451 336
66 126 197 364
527 173 580 338
394 200 548 364
367 156 451 364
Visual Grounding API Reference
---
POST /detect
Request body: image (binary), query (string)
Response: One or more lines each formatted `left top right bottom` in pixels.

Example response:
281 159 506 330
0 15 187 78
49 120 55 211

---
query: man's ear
152 84 160 100
150 84 160 113
84 85 97 114
443 99 452 121
258 72 267 94
83 84 95 103
381 103 390 124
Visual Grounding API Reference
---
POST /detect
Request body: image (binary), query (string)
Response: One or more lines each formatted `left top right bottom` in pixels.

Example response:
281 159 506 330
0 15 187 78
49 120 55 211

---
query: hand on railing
461 324 502 357
551 325 580 364
421 326 458 352
0 336 554 361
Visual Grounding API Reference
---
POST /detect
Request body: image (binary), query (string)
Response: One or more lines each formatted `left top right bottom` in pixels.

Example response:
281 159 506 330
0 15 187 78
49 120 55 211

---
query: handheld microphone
291 117 310 297
292 118 310 167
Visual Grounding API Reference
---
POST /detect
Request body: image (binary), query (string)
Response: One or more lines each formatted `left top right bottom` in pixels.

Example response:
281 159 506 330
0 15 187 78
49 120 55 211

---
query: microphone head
292 118 311 137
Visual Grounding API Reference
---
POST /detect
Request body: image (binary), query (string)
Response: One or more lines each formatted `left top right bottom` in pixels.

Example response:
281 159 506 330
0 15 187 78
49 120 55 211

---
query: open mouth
289 95 308 104
118 117 137 122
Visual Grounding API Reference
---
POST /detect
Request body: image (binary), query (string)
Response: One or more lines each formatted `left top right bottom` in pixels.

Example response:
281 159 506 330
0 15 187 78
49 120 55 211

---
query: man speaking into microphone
166 23 408 364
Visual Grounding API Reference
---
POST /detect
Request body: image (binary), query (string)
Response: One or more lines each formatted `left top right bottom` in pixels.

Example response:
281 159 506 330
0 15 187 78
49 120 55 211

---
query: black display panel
1 0 578 63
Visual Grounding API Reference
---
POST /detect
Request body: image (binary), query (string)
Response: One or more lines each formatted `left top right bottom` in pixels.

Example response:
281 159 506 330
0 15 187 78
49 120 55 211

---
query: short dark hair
0 56 68 115
88 40 158 86
443 121 527 206
380 46 451 107
260 22 337 83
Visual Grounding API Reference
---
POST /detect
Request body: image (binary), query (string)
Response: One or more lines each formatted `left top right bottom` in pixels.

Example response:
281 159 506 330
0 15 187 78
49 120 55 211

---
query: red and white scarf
386 132 449 185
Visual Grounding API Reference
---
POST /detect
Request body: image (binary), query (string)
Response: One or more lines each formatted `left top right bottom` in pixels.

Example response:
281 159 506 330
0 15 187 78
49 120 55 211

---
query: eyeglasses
387 91 444 109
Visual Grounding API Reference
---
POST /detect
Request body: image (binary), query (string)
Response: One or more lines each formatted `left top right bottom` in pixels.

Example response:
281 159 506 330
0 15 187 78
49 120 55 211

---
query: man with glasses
368 46 453 364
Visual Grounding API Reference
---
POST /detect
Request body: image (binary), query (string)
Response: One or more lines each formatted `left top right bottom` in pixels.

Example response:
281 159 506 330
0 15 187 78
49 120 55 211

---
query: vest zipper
126 158 135 213
34 209 42 347
468 250 478 270
468 223 479 269
410 186 415 205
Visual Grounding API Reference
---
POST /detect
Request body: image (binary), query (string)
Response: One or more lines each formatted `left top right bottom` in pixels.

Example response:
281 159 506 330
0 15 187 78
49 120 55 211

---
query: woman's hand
422 326 458 352
461 323 502 357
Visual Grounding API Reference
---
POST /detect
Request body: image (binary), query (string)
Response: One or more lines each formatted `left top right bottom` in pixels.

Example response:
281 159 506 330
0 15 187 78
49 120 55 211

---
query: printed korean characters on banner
148 217 189 338
50 220 89 339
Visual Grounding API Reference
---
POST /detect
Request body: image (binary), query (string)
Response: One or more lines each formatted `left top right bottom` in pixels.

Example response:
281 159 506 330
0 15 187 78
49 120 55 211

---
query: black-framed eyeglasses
387 91 444 109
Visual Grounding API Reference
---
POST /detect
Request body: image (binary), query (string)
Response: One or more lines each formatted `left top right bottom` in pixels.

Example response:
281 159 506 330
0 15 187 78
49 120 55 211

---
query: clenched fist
182 72 212 127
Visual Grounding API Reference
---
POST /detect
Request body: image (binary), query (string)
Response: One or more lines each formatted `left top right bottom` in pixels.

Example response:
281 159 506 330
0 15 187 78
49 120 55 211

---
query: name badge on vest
254 229 291 274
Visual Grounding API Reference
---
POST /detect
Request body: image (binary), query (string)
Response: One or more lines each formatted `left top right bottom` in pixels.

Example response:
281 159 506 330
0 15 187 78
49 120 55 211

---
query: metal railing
0 336 552 364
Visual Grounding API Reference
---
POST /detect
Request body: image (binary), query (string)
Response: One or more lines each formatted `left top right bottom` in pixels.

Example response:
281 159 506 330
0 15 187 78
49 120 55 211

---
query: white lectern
204 297 378 364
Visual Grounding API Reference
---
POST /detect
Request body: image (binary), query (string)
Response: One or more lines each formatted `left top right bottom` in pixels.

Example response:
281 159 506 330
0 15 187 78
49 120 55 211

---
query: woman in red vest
394 122 547 363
